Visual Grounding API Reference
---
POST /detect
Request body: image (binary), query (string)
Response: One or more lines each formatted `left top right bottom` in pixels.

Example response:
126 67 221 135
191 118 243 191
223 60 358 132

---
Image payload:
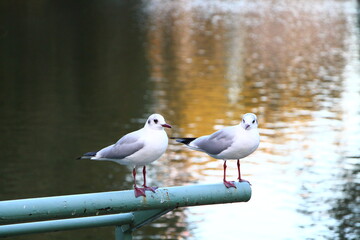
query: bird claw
223 180 237 188
134 187 146 198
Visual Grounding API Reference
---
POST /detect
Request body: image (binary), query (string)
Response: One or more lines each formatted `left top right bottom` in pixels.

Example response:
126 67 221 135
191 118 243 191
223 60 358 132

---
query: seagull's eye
154 119 158 124
242 119 245 123
252 120 255 124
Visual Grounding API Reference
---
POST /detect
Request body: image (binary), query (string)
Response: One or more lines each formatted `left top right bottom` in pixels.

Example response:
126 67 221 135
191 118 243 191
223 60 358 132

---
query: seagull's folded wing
97 132 145 159
192 128 235 155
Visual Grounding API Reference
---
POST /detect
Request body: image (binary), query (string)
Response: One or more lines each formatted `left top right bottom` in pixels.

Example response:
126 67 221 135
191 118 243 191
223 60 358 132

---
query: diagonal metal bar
114 209 175 240
131 208 175 231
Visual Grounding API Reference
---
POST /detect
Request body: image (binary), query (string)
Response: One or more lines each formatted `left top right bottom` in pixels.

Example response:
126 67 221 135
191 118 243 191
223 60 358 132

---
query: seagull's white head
145 113 172 130
240 113 258 130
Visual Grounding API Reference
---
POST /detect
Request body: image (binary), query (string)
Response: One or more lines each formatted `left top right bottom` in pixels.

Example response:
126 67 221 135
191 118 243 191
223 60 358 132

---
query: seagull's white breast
123 128 168 166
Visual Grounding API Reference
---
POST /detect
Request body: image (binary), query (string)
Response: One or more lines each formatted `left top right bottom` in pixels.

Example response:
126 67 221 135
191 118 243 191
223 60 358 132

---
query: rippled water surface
0 1 359 239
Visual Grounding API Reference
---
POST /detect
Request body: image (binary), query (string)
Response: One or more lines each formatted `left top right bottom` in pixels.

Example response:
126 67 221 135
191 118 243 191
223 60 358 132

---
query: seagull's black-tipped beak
245 124 250 130
161 123 172 128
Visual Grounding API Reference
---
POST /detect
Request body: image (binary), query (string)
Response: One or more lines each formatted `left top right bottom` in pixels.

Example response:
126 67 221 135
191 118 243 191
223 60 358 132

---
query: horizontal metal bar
0 182 251 224
0 213 134 237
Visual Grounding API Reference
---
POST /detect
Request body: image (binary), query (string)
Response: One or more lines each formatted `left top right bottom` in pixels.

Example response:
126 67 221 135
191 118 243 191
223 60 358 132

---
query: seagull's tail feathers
77 151 97 160
171 137 197 145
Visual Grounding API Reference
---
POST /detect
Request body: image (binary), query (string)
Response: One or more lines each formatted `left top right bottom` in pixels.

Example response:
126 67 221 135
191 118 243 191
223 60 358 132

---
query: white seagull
173 113 259 188
78 113 171 197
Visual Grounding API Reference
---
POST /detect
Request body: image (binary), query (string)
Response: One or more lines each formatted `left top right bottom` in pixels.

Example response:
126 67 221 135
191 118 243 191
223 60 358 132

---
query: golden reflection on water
144 0 349 161
141 0 359 239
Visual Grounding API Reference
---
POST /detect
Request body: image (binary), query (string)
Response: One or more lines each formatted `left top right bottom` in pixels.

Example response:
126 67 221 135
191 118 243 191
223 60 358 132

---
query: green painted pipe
0 182 251 224
0 213 133 237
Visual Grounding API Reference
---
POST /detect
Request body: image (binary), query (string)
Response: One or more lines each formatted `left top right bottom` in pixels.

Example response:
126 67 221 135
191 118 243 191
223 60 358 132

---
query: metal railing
0 182 251 239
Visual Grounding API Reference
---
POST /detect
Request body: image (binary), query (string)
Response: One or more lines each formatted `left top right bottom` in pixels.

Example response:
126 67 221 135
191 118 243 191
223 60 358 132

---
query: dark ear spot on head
148 120 151 124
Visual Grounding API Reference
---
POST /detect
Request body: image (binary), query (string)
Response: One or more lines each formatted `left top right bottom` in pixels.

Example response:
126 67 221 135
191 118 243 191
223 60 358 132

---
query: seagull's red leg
133 167 146 197
142 165 158 192
237 159 251 185
223 160 236 188
237 159 241 180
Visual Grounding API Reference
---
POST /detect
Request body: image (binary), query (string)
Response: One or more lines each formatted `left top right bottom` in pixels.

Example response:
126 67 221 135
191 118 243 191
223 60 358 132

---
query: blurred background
0 0 359 239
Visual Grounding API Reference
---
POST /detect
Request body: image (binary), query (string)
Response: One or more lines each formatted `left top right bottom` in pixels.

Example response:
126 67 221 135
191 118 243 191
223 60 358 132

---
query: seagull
172 113 259 188
78 113 171 197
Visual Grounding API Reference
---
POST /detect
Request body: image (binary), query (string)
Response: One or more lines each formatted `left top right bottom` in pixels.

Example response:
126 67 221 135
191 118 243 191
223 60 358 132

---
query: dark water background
0 1 359 239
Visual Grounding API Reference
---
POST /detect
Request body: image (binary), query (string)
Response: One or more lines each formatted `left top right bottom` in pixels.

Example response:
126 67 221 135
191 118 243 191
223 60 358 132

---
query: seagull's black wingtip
76 151 97 160
171 137 197 145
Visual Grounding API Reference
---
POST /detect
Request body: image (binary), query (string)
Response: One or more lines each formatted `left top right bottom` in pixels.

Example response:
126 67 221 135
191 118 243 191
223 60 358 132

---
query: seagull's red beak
161 123 172 128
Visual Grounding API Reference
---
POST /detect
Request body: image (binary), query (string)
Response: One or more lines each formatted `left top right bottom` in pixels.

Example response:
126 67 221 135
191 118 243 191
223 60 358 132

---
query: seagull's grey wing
97 132 144 159
193 128 235 155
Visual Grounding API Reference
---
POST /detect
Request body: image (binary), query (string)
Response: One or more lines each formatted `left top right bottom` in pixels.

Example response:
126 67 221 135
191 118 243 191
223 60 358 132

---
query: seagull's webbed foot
238 178 252 186
223 180 237 188
134 186 146 198
142 185 158 193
